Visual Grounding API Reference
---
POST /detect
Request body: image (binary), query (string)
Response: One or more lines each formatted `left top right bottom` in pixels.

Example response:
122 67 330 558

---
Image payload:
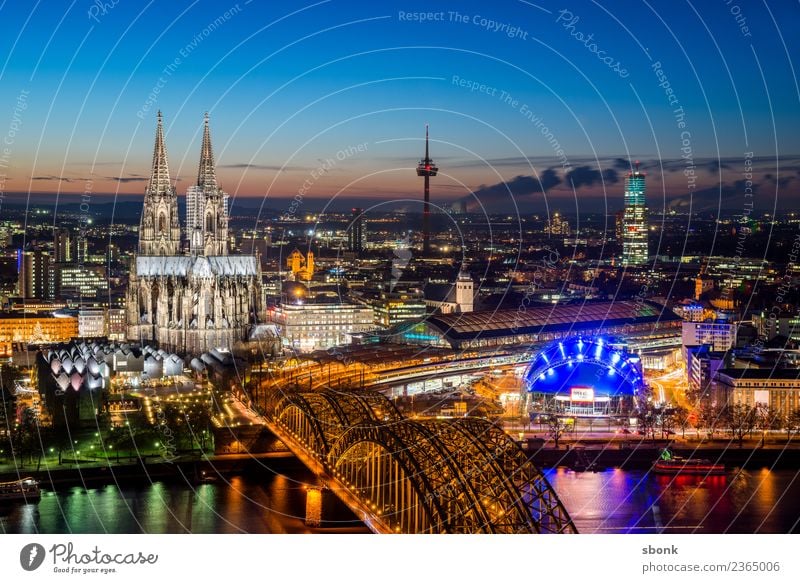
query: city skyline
0 1 797 214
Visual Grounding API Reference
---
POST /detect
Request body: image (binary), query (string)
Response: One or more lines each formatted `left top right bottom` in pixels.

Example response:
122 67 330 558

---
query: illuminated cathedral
126 112 262 355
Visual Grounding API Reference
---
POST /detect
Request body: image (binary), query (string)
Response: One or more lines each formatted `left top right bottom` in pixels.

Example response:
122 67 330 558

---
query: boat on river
0 477 41 503
653 449 725 475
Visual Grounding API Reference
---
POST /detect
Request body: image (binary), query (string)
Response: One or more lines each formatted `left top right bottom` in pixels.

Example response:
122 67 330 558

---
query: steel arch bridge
264 389 576 534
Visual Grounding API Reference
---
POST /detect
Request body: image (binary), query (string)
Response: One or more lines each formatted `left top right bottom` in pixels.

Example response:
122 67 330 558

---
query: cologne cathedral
126 112 262 355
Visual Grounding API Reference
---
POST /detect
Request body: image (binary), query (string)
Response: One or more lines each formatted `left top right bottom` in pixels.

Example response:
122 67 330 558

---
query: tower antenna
416 124 438 256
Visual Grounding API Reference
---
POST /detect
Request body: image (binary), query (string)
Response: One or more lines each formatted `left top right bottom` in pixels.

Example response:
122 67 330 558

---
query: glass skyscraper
622 163 649 266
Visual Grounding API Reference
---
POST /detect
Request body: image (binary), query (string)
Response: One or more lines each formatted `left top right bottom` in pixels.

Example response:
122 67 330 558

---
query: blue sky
0 0 798 211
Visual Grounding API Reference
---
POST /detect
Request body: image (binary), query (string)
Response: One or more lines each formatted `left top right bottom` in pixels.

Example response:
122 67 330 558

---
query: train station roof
416 300 680 345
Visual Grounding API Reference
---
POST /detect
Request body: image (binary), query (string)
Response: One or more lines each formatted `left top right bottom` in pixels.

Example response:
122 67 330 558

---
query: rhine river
2 467 799 534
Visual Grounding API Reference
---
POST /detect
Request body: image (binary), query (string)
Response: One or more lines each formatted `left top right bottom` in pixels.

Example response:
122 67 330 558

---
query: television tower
416 125 438 256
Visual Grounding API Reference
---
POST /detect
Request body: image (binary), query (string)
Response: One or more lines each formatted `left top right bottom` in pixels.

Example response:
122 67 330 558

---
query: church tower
139 112 181 256
455 269 474 313
188 113 228 256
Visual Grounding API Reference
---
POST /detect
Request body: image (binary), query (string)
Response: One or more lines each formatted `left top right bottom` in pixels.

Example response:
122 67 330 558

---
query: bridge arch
328 421 450 533
448 417 575 533
274 392 343 458
271 390 576 533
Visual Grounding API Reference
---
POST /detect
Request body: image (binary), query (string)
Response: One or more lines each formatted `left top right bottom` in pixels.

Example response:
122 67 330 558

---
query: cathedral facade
126 112 262 355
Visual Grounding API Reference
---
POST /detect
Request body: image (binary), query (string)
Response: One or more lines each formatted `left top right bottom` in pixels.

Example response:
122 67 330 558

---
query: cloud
704 159 730 173
763 173 795 189
457 169 563 211
613 158 632 171
538 168 562 191
106 175 148 183
218 163 305 171
31 175 75 182
668 179 760 211
450 155 601 169
565 166 619 189
474 171 562 199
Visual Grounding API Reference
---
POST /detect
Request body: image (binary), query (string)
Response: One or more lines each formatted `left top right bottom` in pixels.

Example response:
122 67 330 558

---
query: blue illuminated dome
524 336 644 398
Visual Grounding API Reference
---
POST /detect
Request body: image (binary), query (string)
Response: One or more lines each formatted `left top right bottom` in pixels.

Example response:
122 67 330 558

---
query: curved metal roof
423 300 679 342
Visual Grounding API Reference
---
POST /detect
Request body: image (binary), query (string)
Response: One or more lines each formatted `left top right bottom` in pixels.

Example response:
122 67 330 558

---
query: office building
78 307 108 338
54 264 109 299
621 161 648 265
715 368 800 417
269 302 374 352
682 321 737 353
370 288 427 328
347 208 366 254
17 249 52 300
686 345 729 400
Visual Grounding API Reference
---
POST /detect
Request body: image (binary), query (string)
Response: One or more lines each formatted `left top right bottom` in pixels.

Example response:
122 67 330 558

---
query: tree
13 407 41 467
43 427 73 465
726 403 756 447
697 402 724 439
0 378 17 458
785 408 800 443
636 402 658 443
755 405 780 447
160 400 214 453
105 418 160 460
673 406 691 439
657 408 676 439
184 405 213 453
546 415 569 449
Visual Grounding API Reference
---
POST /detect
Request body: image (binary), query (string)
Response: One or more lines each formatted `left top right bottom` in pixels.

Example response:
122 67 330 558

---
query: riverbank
526 439 800 469
0 451 297 490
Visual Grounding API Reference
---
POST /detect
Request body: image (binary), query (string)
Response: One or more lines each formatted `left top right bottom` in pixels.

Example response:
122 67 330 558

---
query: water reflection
0 471 321 534
546 467 800 533
2 468 797 534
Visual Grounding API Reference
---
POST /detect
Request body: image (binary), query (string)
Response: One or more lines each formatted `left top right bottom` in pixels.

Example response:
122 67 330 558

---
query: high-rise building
54 228 72 263
73 233 88 264
622 161 648 266
17 249 52 300
347 207 365 254
614 210 624 242
186 113 229 256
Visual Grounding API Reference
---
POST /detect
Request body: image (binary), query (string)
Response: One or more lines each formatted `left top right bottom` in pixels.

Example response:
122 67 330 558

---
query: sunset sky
0 0 797 213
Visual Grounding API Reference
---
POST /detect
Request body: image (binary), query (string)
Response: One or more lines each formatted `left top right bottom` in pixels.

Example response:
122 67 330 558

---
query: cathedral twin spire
197 112 217 193
139 112 227 257
147 111 173 196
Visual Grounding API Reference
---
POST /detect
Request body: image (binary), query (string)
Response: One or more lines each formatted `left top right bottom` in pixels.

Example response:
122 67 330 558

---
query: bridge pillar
305 486 336 527
305 486 322 527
